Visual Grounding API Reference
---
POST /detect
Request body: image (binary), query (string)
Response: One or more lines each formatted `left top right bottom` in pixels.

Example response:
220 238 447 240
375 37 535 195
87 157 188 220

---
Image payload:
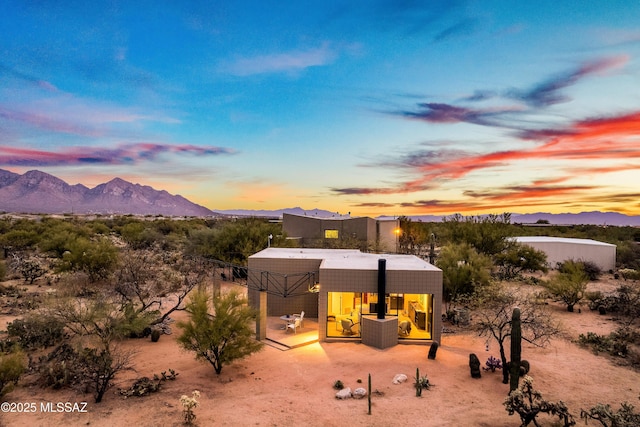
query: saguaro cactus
367 373 372 415
509 307 522 392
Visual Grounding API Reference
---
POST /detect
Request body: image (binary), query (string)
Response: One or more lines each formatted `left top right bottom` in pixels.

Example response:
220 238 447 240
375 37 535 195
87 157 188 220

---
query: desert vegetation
0 213 639 425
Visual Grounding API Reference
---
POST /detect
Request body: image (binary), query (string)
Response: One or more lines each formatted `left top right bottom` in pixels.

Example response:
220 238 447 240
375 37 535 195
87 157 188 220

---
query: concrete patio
264 316 319 349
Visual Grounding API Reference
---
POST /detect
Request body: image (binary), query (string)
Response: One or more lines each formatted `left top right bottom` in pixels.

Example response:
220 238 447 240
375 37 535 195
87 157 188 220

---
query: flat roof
249 248 440 271
514 236 616 247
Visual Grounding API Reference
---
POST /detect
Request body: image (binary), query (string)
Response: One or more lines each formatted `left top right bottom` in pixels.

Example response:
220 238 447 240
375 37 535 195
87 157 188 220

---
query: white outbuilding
514 236 616 271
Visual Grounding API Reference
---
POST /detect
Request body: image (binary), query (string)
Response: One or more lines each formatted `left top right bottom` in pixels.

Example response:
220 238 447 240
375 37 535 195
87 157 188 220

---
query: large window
326 291 433 340
324 229 339 239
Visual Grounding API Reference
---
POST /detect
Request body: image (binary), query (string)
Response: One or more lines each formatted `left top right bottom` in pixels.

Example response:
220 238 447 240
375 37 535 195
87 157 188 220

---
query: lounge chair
341 319 356 335
399 320 412 336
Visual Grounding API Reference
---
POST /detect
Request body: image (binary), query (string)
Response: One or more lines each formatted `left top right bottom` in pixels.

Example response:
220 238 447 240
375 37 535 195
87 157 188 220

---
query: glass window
326 292 360 338
324 229 339 239
326 291 433 340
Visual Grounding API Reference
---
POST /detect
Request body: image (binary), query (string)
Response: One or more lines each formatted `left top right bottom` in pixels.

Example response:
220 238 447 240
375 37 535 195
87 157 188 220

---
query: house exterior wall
515 237 616 271
377 219 400 253
282 213 399 252
282 213 324 240
248 248 442 346
318 265 442 344
247 256 321 317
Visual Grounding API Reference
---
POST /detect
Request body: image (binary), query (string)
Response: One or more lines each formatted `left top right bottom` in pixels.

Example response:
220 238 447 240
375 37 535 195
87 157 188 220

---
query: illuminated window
324 229 339 239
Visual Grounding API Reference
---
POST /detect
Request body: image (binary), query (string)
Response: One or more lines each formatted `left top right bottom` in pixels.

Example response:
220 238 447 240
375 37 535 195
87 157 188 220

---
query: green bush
581 260 602 281
0 348 26 398
619 268 640 281
7 315 66 349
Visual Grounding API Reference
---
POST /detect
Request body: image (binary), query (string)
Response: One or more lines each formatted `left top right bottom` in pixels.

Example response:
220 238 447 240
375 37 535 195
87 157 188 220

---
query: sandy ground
1 280 639 427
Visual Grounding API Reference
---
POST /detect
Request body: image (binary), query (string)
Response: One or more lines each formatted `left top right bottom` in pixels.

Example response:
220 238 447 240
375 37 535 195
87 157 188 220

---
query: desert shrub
35 343 82 389
7 315 66 349
35 343 132 402
0 348 26 398
619 269 640 281
579 328 639 360
504 376 575 427
333 380 344 390
581 402 640 426
0 261 6 281
581 261 602 281
578 332 614 354
117 369 178 398
484 355 503 372
180 390 200 425
585 291 605 310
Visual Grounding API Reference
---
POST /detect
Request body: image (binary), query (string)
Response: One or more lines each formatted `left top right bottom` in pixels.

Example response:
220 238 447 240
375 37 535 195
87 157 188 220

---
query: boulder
335 387 352 399
352 388 367 399
392 374 408 384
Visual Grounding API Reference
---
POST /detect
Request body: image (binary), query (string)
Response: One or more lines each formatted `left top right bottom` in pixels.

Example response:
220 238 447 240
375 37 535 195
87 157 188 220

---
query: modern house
514 236 617 271
247 248 442 349
282 213 400 253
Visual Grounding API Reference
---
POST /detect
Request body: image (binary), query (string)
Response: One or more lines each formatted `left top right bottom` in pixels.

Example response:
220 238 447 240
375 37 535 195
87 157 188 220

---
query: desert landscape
1 277 639 427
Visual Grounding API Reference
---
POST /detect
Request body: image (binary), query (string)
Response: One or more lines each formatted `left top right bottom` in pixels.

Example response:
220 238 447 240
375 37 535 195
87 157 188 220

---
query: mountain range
0 169 213 217
1 169 639 226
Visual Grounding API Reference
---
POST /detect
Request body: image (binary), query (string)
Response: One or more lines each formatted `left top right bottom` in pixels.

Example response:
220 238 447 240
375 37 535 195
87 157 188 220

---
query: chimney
377 258 386 319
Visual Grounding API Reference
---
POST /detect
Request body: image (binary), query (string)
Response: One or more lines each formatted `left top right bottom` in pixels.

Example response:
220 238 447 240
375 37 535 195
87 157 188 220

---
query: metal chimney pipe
377 258 386 319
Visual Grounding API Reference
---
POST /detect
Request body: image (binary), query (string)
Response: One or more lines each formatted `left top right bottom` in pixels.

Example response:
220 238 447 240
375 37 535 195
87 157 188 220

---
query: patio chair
341 318 356 335
293 311 305 328
286 317 301 334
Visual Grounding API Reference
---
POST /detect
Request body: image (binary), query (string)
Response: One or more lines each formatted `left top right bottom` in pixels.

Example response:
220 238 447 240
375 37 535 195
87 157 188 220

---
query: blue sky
2 1 640 216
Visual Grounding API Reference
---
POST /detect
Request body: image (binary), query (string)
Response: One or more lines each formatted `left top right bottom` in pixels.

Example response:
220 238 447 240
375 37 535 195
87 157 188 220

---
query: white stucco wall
514 236 616 271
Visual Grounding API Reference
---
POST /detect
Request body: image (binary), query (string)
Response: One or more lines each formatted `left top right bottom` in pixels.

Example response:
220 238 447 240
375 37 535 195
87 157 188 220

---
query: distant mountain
381 212 640 226
511 211 640 227
0 169 215 217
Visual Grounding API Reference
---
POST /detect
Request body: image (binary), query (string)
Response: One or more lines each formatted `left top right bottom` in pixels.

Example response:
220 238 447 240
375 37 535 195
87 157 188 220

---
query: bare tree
45 296 134 402
111 251 210 328
10 253 46 284
473 283 561 384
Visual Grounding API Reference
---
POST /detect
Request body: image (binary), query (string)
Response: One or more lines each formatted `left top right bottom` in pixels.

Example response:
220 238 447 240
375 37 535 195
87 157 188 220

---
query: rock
352 388 367 399
392 374 408 384
335 388 352 399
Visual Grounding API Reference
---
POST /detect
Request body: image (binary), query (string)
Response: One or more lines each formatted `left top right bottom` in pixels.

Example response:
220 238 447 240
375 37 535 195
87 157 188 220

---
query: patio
264 316 319 349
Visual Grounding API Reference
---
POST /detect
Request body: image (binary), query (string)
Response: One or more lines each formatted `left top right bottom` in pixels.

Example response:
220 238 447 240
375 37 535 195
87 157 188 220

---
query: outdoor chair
286 317 301 334
293 311 305 328
341 318 356 335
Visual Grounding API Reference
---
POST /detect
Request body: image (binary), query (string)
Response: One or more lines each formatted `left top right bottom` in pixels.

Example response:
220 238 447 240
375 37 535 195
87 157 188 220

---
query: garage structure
514 236 616 271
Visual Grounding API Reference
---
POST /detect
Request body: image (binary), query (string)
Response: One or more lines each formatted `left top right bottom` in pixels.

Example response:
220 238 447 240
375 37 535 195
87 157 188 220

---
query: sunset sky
2 1 640 217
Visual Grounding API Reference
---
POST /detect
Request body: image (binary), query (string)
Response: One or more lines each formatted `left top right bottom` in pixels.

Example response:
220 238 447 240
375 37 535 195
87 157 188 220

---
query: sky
1 1 640 217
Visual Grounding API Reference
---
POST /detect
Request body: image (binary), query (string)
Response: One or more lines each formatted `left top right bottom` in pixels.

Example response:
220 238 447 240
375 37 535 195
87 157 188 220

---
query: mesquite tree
177 288 263 375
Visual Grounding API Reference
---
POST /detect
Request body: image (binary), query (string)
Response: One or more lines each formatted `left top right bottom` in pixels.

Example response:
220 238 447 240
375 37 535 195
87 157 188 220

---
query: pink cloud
0 143 236 167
